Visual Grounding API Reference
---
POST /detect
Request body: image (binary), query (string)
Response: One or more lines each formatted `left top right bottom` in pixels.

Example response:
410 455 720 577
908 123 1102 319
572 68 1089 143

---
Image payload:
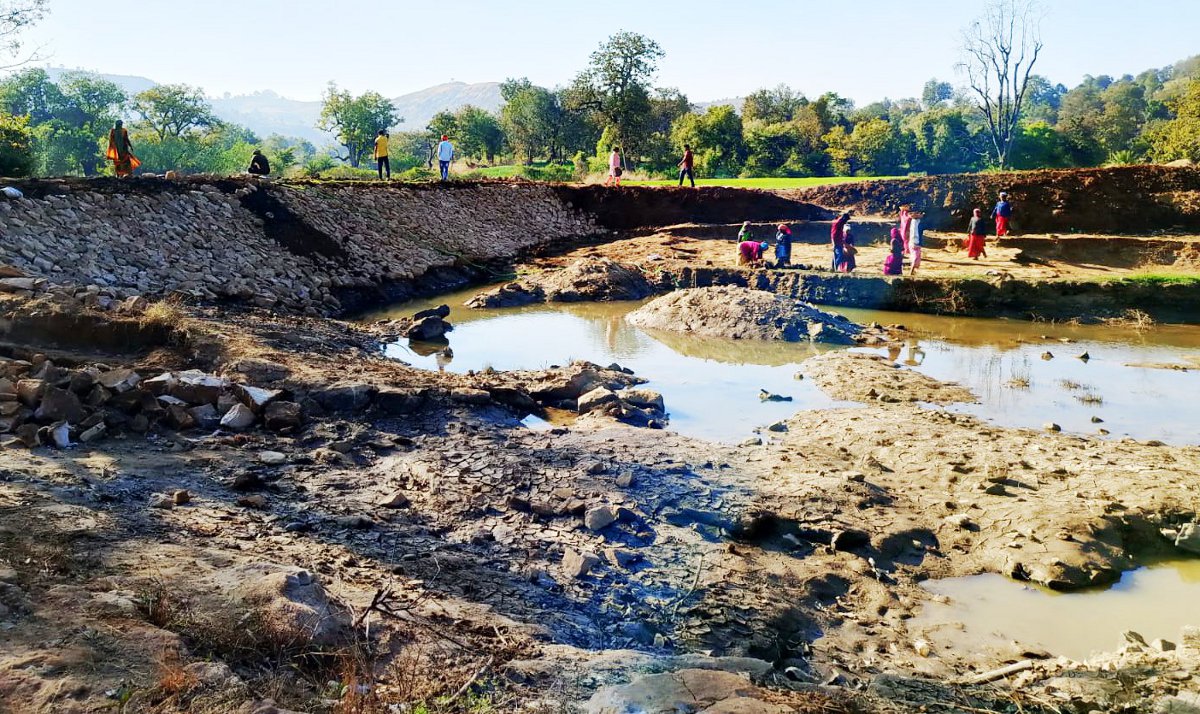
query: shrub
0 113 35 177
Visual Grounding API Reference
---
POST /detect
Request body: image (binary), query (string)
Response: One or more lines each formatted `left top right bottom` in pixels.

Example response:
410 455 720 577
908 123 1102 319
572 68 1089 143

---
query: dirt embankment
556 184 833 230
787 165 1200 234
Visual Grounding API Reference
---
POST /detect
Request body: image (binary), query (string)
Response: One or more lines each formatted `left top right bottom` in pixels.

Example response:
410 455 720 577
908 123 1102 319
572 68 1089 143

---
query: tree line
1 29 1198 179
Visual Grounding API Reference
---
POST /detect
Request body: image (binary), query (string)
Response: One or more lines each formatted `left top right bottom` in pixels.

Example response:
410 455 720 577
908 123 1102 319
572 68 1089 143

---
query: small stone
615 472 635 488
1044 422 1061 432
1091 416 1104 423
97 368 141 393
48 421 72 449
767 421 788 433
263 401 302 432
237 494 268 509
944 513 975 530
984 483 1008 496
1152 638 1177 652
172 489 191 506
584 505 620 531
603 548 640 568
188 403 220 429
913 639 932 657
258 450 287 466
562 548 600 578
1123 630 1147 646
1041 351 1054 360
150 493 174 509
576 387 618 414
739 437 762 447
620 388 664 412
335 515 374 529
450 388 490 405
220 403 256 430
1077 351 1090 361
79 423 106 443
378 491 410 508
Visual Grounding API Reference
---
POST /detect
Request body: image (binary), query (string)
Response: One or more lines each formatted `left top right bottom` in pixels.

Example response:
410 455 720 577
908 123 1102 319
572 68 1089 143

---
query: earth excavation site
1 165 1200 714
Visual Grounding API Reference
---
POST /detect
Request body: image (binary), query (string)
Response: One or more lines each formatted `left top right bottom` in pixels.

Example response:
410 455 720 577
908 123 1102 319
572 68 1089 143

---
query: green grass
623 175 902 189
1113 273 1200 286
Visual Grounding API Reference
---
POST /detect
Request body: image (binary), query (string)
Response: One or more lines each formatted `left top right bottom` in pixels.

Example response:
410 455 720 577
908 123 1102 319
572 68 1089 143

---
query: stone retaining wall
0 179 599 314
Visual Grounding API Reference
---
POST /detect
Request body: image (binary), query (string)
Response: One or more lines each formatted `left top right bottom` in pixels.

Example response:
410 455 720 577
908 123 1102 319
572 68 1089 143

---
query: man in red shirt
677 144 695 187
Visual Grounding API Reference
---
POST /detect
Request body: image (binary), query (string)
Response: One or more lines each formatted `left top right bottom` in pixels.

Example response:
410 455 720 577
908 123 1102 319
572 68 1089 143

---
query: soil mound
625 285 862 343
802 351 976 405
467 258 654 308
788 165 1200 234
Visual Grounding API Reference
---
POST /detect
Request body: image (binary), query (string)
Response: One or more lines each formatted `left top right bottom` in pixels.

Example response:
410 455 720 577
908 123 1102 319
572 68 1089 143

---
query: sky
17 0 1200 103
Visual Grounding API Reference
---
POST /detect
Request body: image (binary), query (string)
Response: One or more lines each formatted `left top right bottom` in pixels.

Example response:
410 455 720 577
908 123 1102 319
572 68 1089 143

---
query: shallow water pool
915 560 1200 661
364 287 1200 445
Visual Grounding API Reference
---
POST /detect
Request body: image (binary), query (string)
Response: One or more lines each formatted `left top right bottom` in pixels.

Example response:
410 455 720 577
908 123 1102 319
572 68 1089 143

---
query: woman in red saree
106 120 140 177
964 208 988 259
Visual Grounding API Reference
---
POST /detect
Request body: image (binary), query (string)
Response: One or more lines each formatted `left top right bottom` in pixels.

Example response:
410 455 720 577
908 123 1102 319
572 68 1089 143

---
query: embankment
670 266 1199 321
0 178 828 314
787 165 1200 233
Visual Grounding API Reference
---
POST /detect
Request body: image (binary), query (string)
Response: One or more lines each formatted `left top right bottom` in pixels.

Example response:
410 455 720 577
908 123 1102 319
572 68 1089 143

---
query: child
839 225 857 272
883 228 904 275
774 224 792 267
965 208 988 259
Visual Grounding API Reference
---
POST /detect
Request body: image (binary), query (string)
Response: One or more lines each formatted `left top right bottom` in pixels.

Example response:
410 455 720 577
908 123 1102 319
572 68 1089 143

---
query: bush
0 113 36 177
302 154 336 177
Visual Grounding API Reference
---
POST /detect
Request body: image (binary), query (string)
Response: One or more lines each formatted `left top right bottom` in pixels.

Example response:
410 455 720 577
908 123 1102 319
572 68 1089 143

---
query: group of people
603 144 696 187
732 191 1015 277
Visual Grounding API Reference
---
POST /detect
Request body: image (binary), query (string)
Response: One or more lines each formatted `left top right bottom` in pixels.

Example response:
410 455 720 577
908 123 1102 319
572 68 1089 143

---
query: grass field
623 176 902 189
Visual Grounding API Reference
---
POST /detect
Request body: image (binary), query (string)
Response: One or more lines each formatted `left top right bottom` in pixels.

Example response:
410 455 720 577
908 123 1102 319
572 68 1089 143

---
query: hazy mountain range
43 67 504 145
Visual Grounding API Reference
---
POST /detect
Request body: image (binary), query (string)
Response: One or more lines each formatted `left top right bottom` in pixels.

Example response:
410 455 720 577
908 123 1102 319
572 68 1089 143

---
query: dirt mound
557 185 834 230
802 351 976 405
626 286 862 343
467 258 655 308
788 165 1200 234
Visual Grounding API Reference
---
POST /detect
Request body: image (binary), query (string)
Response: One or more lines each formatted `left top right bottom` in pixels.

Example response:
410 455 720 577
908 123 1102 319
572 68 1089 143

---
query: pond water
915 560 1200 661
363 286 1200 445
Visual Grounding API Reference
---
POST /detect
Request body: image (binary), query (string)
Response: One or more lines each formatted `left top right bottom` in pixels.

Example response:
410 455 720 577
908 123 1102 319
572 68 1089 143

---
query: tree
0 111 33 175
0 0 46 68
454 105 504 163
56 73 127 174
567 31 664 163
922 79 954 109
318 83 399 168
500 78 558 163
743 85 807 124
904 107 986 174
133 84 219 140
958 0 1044 167
669 105 744 177
1147 78 1200 163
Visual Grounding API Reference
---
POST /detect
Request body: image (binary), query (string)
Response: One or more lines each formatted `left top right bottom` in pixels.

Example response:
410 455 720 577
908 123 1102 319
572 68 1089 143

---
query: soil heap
626 285 862 343
466 258 655 308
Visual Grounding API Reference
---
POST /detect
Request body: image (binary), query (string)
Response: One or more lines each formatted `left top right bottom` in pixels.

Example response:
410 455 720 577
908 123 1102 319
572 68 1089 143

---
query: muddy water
365 287 1200 445
915 560 1200 661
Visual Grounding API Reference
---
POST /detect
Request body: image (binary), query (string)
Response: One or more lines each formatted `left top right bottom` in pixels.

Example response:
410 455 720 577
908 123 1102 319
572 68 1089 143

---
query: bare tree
958 0 1043 168
0 0 47 69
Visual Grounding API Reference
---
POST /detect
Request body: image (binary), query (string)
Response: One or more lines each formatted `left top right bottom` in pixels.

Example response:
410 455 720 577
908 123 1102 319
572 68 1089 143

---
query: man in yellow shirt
374 130 390 180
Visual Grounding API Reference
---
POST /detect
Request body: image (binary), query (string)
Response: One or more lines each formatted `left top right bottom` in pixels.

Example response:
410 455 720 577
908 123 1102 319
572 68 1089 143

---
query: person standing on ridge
831 211 851 271
898 206 913 256
604 146 623 187
106 120 139 178
991 191 1013 237
375 130 391 180
248 149 271 176
436 134 454 181
678 144 695 187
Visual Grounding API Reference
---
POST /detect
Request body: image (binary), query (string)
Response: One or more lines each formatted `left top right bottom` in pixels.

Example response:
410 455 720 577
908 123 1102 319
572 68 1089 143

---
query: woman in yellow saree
106 120 140 177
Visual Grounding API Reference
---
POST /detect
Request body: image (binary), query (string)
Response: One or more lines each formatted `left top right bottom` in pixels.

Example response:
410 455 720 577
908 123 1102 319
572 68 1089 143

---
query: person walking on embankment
831 211 851 271
908 210 925 275
375 130 391 180
106 120 139 178
965 208 988 259
774 224 792 267
604 146 623 187
678 144 695 187
898 206 913 256
883 227 905 275
436 134 454 181
991 192 1013 237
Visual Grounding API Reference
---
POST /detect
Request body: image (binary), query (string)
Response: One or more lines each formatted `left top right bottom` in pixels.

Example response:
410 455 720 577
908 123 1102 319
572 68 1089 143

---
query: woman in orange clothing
106 120 139 177
964 208 988 259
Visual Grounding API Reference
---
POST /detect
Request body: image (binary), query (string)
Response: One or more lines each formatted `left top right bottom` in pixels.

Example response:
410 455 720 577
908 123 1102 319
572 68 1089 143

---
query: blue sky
20 0 1200 102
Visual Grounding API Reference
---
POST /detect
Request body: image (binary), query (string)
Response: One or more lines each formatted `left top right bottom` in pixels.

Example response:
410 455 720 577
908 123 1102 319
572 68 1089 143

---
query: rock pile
626 285 864 343
0 358 303 448
483 361 667 428
0 181 598 315
466 258 655 308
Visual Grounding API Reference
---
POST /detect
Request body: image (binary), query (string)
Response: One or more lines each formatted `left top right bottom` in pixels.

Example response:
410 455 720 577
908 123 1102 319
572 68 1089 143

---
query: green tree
847 118 906 175
1147 78 1200 163
567 31 664 164
454 105 504 163
921 79 954 109
669 105 744 177
56 72 127 174
743 85 807 124
318 83 400 167
500 78 558 163
1009 120 1070 169
904 107 985 174
132 84 219 140
743 107 828 177
0 112 34 176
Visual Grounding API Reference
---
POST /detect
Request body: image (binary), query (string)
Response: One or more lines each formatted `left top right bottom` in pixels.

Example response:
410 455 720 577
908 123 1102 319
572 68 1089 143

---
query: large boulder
626 286 862 344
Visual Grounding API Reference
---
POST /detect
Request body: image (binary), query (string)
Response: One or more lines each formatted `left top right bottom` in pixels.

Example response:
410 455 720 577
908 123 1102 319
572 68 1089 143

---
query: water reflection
364 285 1200 445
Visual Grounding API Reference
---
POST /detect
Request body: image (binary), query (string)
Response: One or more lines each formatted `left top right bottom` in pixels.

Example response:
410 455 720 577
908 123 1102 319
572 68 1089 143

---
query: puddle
914 561 1200 661
363 286 1200 445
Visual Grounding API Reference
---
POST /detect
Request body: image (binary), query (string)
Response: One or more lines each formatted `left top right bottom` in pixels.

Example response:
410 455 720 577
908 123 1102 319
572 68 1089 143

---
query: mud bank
666 265 1200 321
788 165 1200 233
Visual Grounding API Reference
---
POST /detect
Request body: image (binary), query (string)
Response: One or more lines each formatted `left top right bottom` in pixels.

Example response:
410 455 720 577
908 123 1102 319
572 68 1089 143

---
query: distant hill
38 67 503 145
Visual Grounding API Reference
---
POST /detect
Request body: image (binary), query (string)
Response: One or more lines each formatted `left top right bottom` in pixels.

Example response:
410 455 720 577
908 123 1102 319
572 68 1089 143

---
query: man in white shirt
436 135 454 181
